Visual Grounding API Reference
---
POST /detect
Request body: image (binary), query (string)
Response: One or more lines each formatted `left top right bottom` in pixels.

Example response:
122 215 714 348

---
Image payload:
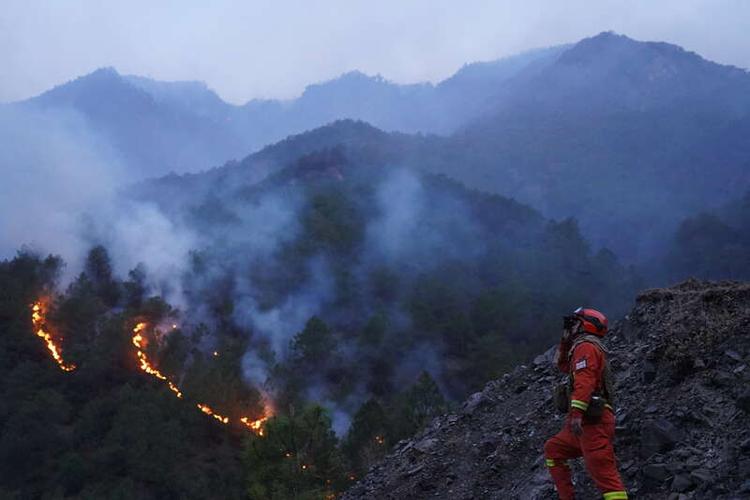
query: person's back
544 307 628 500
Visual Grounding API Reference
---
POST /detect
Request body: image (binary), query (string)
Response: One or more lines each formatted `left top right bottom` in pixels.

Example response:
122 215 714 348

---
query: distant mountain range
8 45 563 177
7 32 750 261
142 31 750 261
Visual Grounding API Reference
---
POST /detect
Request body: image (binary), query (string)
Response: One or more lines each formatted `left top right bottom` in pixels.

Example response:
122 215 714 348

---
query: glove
569 413 583 436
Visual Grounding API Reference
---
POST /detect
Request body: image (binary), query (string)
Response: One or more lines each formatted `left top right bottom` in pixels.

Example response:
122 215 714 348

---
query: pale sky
1 0 749 104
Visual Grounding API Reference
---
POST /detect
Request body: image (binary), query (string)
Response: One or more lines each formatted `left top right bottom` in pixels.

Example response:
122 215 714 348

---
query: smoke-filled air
1 1 750 499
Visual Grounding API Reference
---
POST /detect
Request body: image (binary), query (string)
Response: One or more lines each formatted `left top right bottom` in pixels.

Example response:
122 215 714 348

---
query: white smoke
0 106 123 274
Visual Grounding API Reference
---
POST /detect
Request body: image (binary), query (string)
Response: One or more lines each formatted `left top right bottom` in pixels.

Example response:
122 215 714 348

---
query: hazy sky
1 0 749 104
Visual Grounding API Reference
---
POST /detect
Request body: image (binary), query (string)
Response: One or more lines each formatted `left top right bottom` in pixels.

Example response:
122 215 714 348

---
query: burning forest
31 300 76 372
130 321 269 433
31 301 269 435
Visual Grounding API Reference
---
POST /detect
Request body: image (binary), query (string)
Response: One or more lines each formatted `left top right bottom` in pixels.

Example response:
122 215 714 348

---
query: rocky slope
343 280 750 499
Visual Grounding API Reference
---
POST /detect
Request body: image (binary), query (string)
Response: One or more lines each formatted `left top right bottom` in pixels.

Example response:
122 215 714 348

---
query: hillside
343 279 750 499
126 143 640 403
664 192 750 282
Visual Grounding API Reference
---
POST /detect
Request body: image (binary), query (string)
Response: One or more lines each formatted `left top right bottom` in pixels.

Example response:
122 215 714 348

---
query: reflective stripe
603 491 628 500
545 458 567 468
570 399 589 411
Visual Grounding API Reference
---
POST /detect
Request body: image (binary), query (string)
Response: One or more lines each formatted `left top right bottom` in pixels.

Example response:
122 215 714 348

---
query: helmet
573 307 608 336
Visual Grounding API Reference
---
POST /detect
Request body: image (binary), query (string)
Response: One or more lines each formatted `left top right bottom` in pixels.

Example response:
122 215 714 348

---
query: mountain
8 46 563 178
16 31 749 259
124 74 231 121
343 279 750 499
123 32 750 263
18 67 250 178
434 32 750 260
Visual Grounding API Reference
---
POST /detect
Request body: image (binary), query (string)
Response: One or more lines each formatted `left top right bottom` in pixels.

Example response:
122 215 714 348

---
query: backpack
554 335 615 417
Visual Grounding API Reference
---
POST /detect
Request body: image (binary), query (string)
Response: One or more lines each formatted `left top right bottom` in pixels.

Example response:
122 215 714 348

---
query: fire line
31 301 76 372
131 321 268 434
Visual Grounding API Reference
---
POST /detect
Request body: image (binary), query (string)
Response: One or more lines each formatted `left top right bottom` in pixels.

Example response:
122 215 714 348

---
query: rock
644 404 658 414
643 463 671 482
415 476 436 492
533 354 547 368
643 360 658 383
414 438 439 454
724 349 742 362
401 465 424 478
710 370 736 388
671 474 693 492
513 383 528 394
737 389 750 413
641 419 685 458
463 392 491 414
666 462 684 474
738 459 750 478
689 468 713 485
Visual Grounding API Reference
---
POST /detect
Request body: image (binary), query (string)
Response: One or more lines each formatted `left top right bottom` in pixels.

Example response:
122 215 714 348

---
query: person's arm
568 342 602 415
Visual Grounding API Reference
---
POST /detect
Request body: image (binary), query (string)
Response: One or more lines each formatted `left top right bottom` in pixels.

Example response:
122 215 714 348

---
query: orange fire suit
544 338 627 500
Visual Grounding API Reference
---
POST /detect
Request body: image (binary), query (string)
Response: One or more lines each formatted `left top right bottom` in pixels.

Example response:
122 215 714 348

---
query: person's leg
544 425 581 500
580 413 627 499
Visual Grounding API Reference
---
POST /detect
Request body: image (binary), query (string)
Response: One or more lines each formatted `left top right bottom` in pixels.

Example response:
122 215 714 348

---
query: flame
31 301 76 372
131 321 269 435
240 415 269 436
132 322 183 398
197 403 230 424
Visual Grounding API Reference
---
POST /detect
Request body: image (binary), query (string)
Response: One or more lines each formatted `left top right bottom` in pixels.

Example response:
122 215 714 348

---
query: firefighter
544 307 628 500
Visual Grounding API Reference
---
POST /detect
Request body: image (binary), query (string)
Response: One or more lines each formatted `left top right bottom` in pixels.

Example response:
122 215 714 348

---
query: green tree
359 313 387 347
291 317 335 365
343 399 389 475
84 245 121 308
390 371 448 442
244 405 344 500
